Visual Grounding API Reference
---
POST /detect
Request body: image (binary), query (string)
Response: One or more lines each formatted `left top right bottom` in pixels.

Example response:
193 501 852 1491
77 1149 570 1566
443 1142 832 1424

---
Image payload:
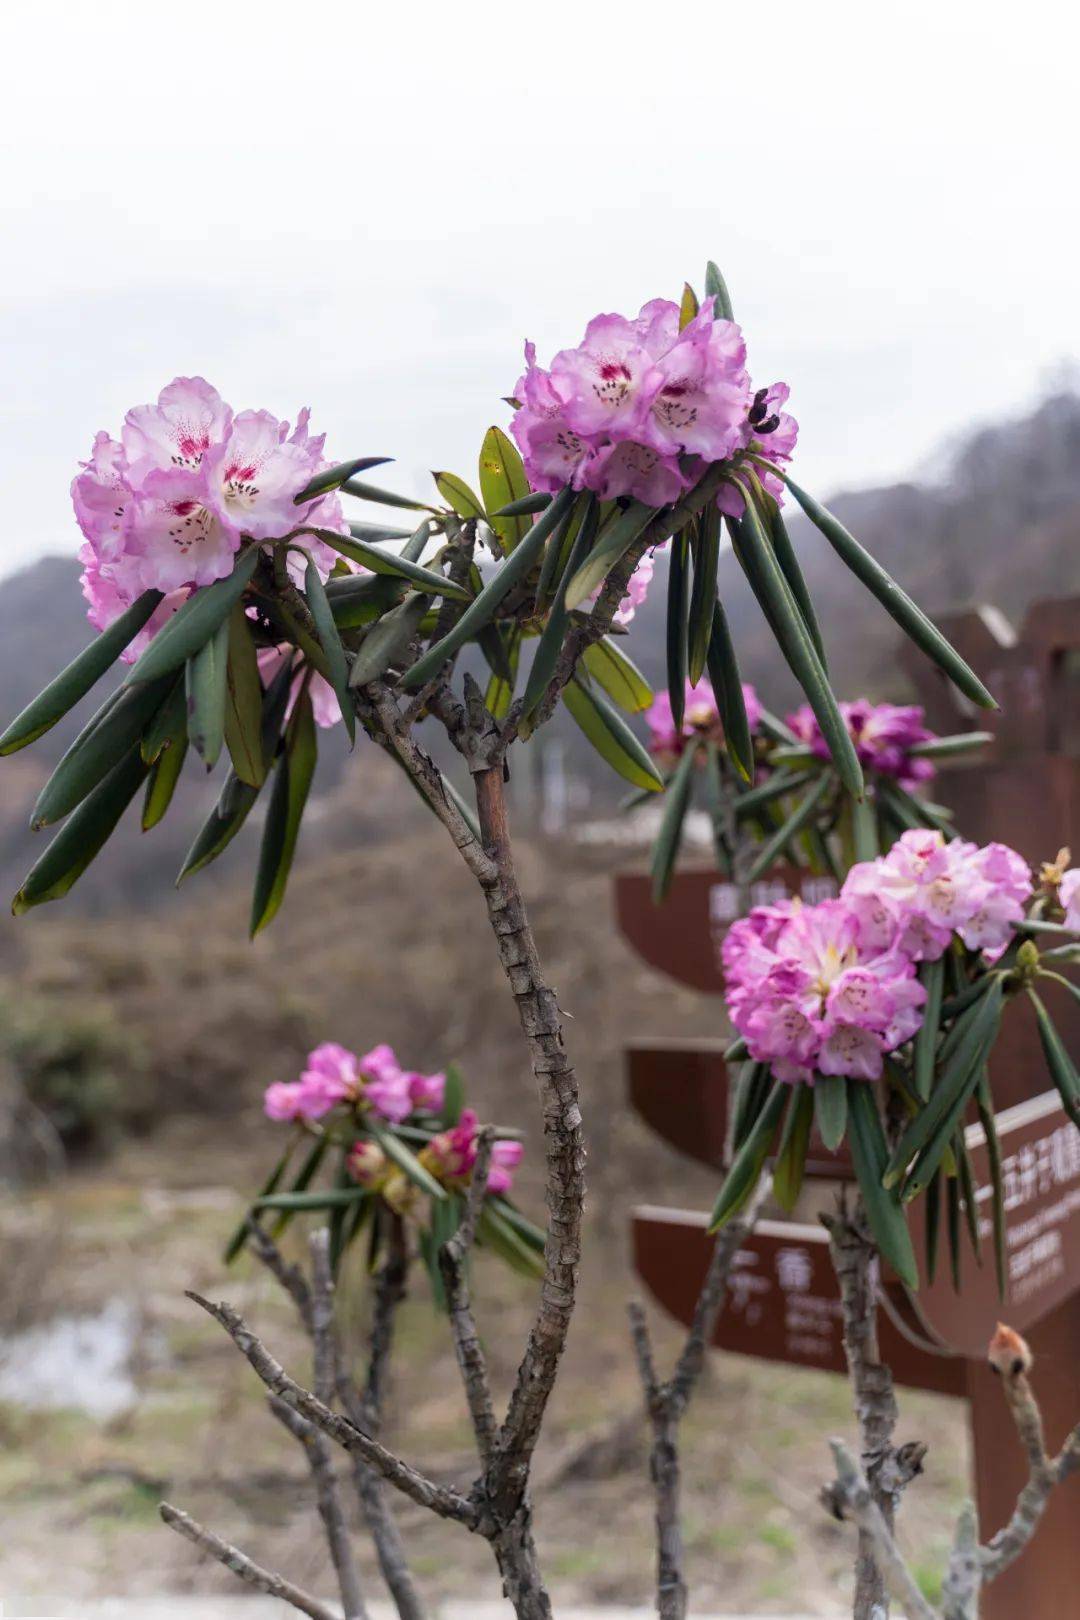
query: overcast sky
3 1 1078 580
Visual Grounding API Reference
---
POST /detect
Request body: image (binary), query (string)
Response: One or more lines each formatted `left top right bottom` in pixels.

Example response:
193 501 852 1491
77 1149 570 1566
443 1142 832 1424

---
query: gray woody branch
824 1324 1080 1620
159 1503 340 1620
628 1175 772 1620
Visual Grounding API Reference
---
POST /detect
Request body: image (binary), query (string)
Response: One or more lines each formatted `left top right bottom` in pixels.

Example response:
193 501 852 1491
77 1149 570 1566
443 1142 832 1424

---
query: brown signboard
908 1090 1080 1356
626 1039 852 1180
614 865 838 996
632 1207 965 1396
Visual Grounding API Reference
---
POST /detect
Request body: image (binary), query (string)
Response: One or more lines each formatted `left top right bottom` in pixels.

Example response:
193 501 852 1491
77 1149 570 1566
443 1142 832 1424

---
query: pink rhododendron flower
347 1140 388 1188
263 1081 309 1122
73 380 349 641
422 1109 523 1195
263 1041 430 1126
1060 868 1080 932
786 700 936 791
716 382 800 518
257 645 342 730
723 895 926 1083
509 297 752 505
646 680 763 760
842 831 1032 964
403 1070 447 1111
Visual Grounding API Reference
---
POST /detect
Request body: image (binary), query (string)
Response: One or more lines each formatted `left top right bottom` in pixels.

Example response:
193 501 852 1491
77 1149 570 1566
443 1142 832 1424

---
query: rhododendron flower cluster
509 299 797 510
263 1042 445 1125
347 1108 523 1205
787 700 936 790
72 378 349 658
723 897 926 1082
646 679 763 760
842 830 1033 964
1058 867 1080 932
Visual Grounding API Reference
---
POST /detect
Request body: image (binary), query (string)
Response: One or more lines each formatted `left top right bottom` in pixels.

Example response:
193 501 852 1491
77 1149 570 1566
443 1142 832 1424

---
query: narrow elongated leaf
747 772 833 882
925 1169 942 1283
347 520 414 544
492 491 551 518
484 626 521 719
521 500 599 717
561 677 663 793
773 1084 813 1212
349 592 431 690
0 588 164 756
679 282 699 329
340 478 434 512
328 574 408 630
142 736 188 830
127 550 260 684
140 676 186 764
667 533 690 730
438 1064 465 1129
476 1205 547 1278
402 485 576 691
779 474 996 710
769 505 827 670
908 731 994 759
367 1118 447 1200
851 794 878 864
976 1073 1007 1296
1028 989 1080 1127
250 688 317 935
730 1060 772 1150
223 1140 296 1263
434 471 485 521
32 677 173 828
14 749 148 912
846 1081 919 1289
580 637 652 713
488 1195 546 1253
564 499 655 611
477 621 515 686
689 508 721 685
946 1172 963 1291
954 1128 982 1262
303 558 354 744
478 426 532 552
730 486 863 799
304 530 470 599
255 1188 369 1212
914 957 945 1100
734 768 814 817
704 259 734 321
710 1081 785 1229
294 456 392 505
185 614 230 769
705 597 754 784
534 497 579 611
813 1075 847 1151
651 741 699 902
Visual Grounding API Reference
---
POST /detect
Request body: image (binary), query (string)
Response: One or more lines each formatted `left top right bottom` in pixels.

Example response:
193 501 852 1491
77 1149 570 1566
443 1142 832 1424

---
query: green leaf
779 474 997 710
13 749 148 913
813 1075 847 1151
347 520 414 544
730 1061 772 1150
268 1136 330 1241
434 471 486 521
564 500 655 613
580 637 653 713
303 558 354 745
401 486 576 690
140 676 186 764
476 1204 547 1279
1028 989 1080 1128
846 1082 918 1290
666 533 690 730
679 281 699 329
710 1081 786 1229
142 736 188 831
706 597 754 785
704 259 734 321
534 496 580 612
327 573 409 630
349 590 430 689
954 1127 982 1262
769 505 827 671
127 549 260 684
0 588 164 756
484 627 521 720
254 1187 370 1212
304 530 470 599
561 676 664 794
340 478 435 513
733 768 816 817
293 456 392 505
492 491 551 518
924 1169 942 1283
478 426 531 552
746 771 833 882
223 1140 296 1263
946 1172 963 1292
439 1064 465 1129
367 1118 447 1201
975 1073 1007 1297
773 1084 814 1212
521 499 599 718
908 731 994 759
488 1194 546 1254
914 957 945 1100
185 614 230 769
650 740 699 903
851 794 878 864
688 507 721 686
250 688 317 936
729 486 863 799
477 621 515 687
31 677 173 828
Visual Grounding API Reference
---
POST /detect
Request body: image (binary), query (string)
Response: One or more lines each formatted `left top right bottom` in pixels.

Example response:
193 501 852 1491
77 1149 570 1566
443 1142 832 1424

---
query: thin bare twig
186 1290 480 1529
439 1127 498 1464
160 1502 340 1620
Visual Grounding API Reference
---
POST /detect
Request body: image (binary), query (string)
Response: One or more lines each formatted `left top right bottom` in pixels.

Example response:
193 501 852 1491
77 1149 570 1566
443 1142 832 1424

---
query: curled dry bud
988 1321 1033 1379
1040 846 1072 889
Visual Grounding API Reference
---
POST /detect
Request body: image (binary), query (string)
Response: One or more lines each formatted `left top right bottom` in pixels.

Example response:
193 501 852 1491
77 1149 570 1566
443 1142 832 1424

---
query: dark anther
747 386 771 427
755 413 781 436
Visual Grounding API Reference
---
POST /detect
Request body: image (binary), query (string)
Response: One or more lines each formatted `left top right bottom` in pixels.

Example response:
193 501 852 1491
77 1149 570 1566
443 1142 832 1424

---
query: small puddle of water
0 1298 138 1420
